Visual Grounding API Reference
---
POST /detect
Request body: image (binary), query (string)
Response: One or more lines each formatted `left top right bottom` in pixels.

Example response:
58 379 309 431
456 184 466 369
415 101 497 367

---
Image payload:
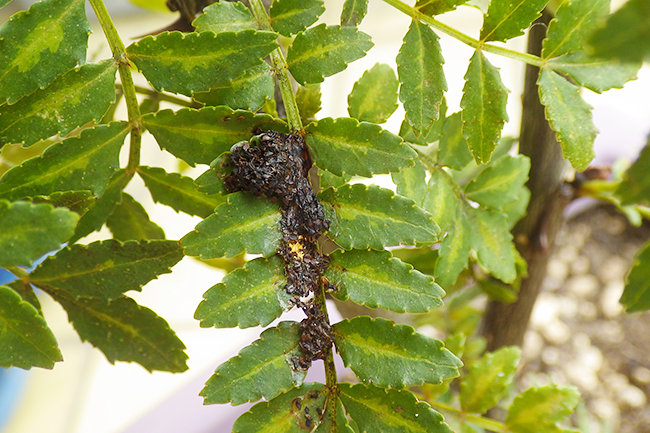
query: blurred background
0 0 649 432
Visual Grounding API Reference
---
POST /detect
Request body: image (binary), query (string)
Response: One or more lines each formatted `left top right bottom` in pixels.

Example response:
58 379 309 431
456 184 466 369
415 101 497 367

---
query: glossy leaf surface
480 0 548 42
505 385 580 433
192 1 256 33
126 30 278 96
326 249 444 313
0 61 117 147
0 285 62 369
195 256 289 328
397 20 446 138
619 239 650 312
0 200 78 268
347 63 399 124
320 183 440 250
305 117 415 177
201 321 305 405
0 0 90 105
181 192 282 259
287 24 373 84
106 193 165 241
270 0 325 36
30 240 183 303
341 0 368 26
333 316 462 387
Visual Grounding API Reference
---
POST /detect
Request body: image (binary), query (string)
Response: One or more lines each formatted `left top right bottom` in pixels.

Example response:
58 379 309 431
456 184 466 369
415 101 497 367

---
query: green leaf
397 20 447 138
480 0 549 42
194 157 230 196
30 240 183 303
505 385 580 433
69 169 130 243
270 0 325 36
7 279 42 315
305 117 416 177
460 346 521 413
106 193 165 241
391 158 427 206
232 383 328 432
0 61 118 147
142 106 286 166
341 0 368 26
333 316 462 387
461 50 509 164
181 192 282 259
0 285 62 369
0 200 78 268
617 140 650 206
0 1 12 9
126 30 278 96
54 294 188 372
415 0 468 16
464 154 530 211
438 111 473 170
547 51 641 94
137 165 225 218
339 383 453 433
192 63 274 111
0 0 90 105
192 1 257 33
195 256 290 328
326 249 445 313
296 83 322 120
542 0 609 59
319 183 440 250
201 321 306 405
30 190 95 217
0 121 129 202
287 24 373 85
471 206 518 283
587 0 650 63
619 240 650 312
315 395 355 433
347 63 399 124
538 68 597 171
399 97 447 146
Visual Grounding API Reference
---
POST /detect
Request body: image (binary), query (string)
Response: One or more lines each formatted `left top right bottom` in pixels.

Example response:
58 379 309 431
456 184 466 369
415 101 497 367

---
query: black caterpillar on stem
224 130 333 370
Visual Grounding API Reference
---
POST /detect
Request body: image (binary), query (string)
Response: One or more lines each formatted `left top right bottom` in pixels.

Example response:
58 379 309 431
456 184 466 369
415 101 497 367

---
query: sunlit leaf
505 385 580 433
0 285 62 369
192 1 257 33
201 321 306 405
106 193 165 241
341 0 368 26
0 200 78 268
270 0 325 36
620 239 650 312
347 63 399 124
480 0 549 42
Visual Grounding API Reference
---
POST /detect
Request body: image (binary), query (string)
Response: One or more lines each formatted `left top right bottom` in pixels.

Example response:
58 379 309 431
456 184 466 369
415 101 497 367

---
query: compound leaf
0 0 90 105
126 30 278 96
0 61 117 148
270 0 325 36
320 183 440 250
538 68 597 171
460 346 521 413
397 20 446 138
0 121 129 202
0 285 62 369
201 321 306 405
461 50 509 164
333 317 462 387
181 192 282 259
464 154 530 211
341 0 368 26
30 239 183 303
347 63 399 124
505 385 580 433
287 24 373 85
326 249 444 313
0 200 78 268
339 383 453 433
305 117 415 178
54 294 188 372
142 106 286 166
105 193 165 241
619 239 650 312
192 1 257 33
480 0 549 42
195 256 289 328
137 165 225 218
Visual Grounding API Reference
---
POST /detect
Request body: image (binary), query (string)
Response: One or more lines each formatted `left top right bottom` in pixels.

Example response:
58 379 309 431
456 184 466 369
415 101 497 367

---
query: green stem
89 0 142 173
380 0 543 67
428 401 507 433
118 84 201 108
248 0 304 132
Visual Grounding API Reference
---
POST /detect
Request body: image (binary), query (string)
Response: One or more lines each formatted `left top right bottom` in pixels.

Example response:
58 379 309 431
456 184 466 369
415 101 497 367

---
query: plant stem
89 0 142 173
428 401 507 433
248 0 304 132
380 0 543 67
118 84 201 108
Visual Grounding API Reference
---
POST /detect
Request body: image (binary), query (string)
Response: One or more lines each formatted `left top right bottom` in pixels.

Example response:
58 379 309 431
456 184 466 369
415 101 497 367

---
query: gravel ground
521 204 650 432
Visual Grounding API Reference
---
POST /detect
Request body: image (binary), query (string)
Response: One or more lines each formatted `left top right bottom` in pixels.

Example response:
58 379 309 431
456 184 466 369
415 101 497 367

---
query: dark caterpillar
225 130 332 369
